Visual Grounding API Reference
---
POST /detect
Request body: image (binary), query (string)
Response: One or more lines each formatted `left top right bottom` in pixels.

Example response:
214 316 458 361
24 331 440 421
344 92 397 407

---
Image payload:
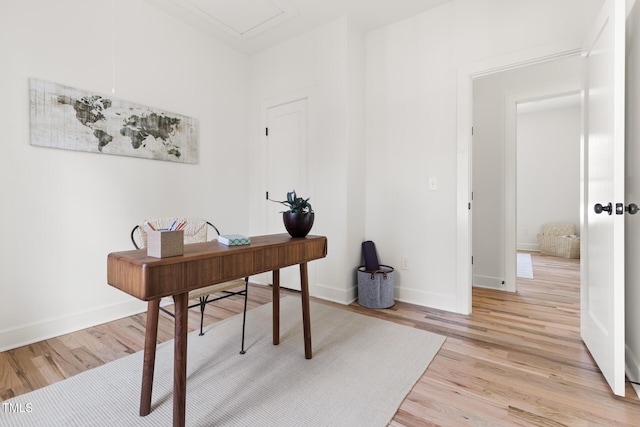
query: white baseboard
0 299 147 352
517 243 540 252
394 286 458 313
314 280 459 311
473 274 506 290
251 274 356 306
314 282 355 305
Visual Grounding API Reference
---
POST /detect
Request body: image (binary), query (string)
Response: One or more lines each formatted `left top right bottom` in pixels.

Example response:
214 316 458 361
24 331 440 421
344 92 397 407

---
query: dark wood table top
107 234 327 300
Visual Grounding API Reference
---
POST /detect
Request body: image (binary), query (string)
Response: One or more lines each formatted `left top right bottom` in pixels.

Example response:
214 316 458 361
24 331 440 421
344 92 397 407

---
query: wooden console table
107 234 328 427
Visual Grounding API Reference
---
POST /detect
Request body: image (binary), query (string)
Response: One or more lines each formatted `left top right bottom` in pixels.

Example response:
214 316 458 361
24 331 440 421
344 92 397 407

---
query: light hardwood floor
2 253 640 425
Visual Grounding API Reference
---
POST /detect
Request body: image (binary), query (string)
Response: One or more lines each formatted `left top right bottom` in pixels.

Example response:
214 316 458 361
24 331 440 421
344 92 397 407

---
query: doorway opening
515 92 582 285
470 55 583 296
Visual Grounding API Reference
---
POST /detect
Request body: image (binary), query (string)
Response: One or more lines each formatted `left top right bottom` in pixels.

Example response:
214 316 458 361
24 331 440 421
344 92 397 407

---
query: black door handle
594 203 612 215
615 202 639 215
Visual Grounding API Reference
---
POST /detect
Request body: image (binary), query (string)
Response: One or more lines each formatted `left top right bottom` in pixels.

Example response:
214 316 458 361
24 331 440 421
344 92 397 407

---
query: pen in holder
147 230 184 258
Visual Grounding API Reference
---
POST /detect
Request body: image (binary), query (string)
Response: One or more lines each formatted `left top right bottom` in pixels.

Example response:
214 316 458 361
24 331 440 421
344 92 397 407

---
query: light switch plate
428 177 438 191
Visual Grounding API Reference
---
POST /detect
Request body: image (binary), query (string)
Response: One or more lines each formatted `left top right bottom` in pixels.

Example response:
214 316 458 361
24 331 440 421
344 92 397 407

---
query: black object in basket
362 240 380 271
358 241 395 308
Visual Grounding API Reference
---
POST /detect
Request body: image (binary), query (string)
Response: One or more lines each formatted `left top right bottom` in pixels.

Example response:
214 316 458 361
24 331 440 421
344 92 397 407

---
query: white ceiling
145 0 452 55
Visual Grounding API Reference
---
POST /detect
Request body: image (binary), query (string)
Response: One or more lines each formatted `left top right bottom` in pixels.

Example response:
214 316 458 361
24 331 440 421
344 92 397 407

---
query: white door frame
456 40 582 314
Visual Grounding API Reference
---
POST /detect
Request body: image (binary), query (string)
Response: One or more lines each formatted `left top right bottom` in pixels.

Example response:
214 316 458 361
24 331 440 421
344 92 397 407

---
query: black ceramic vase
283 212 315 238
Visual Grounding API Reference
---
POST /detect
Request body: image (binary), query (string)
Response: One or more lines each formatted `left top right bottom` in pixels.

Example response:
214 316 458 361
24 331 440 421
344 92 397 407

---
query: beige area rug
1 296 445 427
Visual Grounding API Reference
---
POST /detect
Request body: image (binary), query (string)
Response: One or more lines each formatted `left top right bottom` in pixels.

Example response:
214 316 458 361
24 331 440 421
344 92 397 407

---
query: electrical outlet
523 226 529 235
401 256 411 270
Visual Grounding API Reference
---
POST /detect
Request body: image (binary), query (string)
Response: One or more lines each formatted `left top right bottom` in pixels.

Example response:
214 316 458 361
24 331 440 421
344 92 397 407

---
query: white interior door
266 98 308 290
581 0 626 397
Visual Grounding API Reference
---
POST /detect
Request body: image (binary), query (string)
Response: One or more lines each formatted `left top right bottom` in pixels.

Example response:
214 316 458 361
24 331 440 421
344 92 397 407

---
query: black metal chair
131 217 249 354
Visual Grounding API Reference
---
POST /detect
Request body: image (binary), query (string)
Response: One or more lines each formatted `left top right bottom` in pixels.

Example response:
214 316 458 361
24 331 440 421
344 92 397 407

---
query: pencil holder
147 230 184 258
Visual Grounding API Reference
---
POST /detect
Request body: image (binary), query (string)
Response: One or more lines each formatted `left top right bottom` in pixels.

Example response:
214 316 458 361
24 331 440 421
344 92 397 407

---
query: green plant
270 190 313 214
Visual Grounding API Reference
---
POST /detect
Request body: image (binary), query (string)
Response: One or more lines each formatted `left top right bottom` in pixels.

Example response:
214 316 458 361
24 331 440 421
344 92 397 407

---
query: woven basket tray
538 234 580 258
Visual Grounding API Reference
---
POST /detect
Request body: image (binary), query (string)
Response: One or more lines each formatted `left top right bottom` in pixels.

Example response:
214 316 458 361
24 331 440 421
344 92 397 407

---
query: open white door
581 0 626 396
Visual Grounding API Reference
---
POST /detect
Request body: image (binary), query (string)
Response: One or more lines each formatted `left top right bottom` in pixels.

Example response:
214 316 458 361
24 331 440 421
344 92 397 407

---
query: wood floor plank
2 255 640 426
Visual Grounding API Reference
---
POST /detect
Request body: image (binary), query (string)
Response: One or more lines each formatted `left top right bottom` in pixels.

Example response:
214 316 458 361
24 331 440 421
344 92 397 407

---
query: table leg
273 269 280 345
300 262 312 359
140 299 160 416
173 292 189 427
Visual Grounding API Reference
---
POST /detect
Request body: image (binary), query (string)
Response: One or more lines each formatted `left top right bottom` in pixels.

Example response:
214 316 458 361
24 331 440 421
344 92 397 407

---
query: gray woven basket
357 265 395 308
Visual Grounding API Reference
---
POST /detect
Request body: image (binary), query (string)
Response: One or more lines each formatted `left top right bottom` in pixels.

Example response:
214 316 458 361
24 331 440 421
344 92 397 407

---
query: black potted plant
270 190 315 238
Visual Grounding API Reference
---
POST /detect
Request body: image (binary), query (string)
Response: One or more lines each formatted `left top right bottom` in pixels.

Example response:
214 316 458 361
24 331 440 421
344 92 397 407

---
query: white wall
625 0 640 391
0 0 249 351
0 0 607 351
246 17 366 303
517 101 581 251
365 0 601 310
471 57 582 289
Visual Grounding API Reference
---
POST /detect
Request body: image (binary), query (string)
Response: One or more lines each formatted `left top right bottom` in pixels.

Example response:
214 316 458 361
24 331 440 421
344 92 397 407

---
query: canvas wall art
29 78 198 163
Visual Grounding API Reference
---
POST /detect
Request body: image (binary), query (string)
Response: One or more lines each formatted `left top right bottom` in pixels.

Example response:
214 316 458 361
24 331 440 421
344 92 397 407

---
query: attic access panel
180 0 298 40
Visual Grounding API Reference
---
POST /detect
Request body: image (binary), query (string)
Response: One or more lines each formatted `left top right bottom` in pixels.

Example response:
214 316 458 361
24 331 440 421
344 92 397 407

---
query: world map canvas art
29 79 198 163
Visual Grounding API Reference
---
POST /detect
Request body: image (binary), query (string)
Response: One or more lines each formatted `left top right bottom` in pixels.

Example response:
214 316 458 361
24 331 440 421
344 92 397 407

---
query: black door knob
594 203 612 215
626 203 639 215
